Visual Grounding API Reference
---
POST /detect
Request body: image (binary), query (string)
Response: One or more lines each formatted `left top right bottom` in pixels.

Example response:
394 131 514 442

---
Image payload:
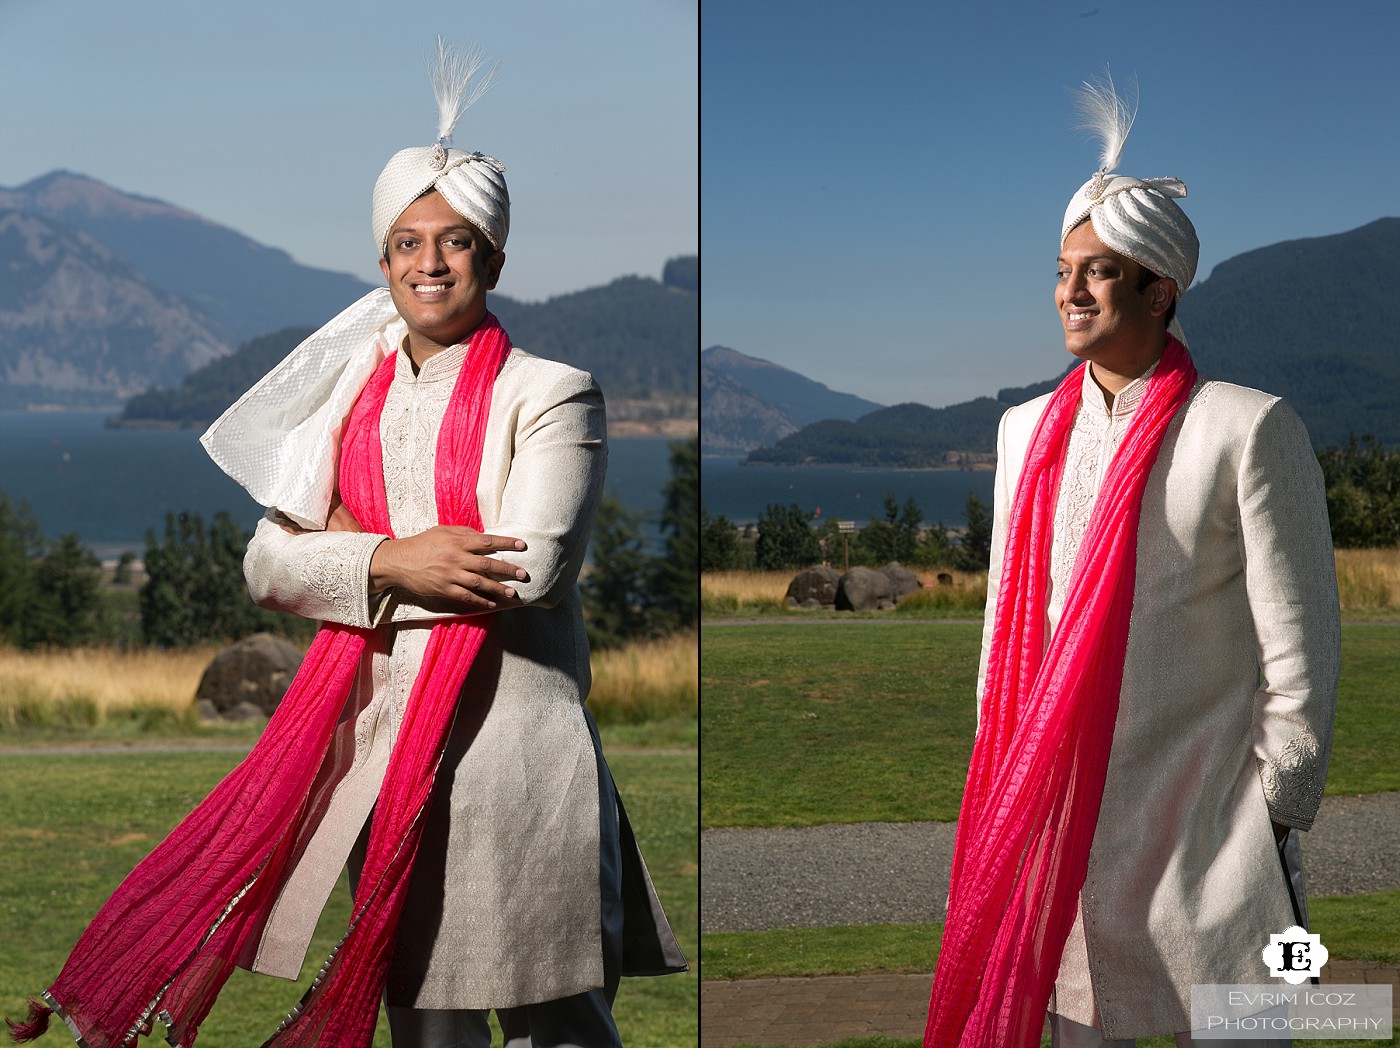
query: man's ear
1150 278 1177 317
485 250 506 291
379 256 391 283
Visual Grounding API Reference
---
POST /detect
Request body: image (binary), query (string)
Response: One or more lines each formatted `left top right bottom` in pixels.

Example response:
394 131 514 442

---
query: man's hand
273 498 364 535
369 525 529 610
326 499 364 533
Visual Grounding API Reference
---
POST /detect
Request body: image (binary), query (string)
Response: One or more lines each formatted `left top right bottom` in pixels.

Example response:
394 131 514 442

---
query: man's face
1055 221 1173 367
378 190 505 354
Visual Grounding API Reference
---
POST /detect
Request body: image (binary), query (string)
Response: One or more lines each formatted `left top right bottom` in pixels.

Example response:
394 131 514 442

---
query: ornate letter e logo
1261 925 1328 985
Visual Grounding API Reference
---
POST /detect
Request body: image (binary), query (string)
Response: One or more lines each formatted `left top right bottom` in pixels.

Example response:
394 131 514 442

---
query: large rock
785 565 841 608
835 566 895 611
879 562 923 600
195 633 305 718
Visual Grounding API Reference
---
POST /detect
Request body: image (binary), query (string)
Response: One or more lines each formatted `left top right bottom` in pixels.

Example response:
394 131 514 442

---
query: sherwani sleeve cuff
244 512 386 629
1240 398 1340 832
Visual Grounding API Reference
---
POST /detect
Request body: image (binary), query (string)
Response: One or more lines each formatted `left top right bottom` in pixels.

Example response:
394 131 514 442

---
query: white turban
372 146 510 255
1061 173 1198 297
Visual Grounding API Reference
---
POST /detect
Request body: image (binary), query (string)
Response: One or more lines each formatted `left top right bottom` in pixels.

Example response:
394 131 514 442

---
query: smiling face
1056 221 1175 386
378 190 506 364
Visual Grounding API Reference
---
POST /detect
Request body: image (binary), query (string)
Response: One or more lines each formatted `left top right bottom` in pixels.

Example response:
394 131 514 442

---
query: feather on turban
1062 74 1198 299
371 41 509 255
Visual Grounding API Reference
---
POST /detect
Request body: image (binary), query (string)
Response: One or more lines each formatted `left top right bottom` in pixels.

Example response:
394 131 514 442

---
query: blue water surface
0 411 679 560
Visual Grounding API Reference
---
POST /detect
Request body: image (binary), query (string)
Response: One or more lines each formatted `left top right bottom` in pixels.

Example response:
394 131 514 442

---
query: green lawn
1329 625 1400 794
702 620 1398 1046
701 622 981 828
0 734 695 1047
702 622 1400 828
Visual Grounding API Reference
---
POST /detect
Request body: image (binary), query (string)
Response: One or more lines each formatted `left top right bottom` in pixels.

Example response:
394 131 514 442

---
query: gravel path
702 791 1400 933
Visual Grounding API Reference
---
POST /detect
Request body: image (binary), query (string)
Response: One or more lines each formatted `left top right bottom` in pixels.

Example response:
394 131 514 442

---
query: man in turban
14 48 684 1048
225 86 687 1048
925 80 1338 1047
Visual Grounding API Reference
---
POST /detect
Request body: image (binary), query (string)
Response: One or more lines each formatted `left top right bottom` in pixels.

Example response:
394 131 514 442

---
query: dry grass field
0 632 698 733
700 569 791 614
704 548 1400 619
702 566 989 616
1334 547 1400 613
588 631 697 724
0 644 223 730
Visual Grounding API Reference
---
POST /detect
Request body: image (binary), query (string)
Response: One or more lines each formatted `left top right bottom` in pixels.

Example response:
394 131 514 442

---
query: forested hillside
115 259 698 427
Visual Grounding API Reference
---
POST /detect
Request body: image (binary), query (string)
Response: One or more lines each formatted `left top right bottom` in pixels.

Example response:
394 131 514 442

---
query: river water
0 411 679 559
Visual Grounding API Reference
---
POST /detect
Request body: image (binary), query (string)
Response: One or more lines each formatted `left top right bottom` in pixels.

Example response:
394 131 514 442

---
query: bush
1318 435 1400 548
0 491 106 649
700 507 742 572
754 504 820 570
140 511 307 647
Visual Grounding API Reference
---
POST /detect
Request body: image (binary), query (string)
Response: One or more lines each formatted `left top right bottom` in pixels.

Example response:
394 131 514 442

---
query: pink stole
11 316 512 1048
924 337 1197 1047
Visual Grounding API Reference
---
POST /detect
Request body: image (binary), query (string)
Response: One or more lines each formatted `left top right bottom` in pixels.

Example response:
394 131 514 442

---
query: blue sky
701 0 1400 407
0 0 696 303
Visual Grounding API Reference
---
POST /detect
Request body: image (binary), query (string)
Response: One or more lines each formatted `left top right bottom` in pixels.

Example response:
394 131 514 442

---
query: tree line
704 436 1400 574
0 435 699 651
3 430 1393 648
702 491 993 574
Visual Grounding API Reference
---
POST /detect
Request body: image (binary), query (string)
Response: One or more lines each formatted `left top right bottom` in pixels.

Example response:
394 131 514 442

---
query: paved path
704 792 1400 932
703 792 1400 1046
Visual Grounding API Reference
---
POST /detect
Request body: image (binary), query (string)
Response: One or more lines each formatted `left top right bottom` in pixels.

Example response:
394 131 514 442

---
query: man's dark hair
1136 266 1177 328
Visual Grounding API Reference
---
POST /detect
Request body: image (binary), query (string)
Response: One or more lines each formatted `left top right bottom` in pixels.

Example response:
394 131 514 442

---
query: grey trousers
384 984 621 1048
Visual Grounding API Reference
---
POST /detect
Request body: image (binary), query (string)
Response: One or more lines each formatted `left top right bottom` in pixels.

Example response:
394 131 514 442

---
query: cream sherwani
980 364 1340 1039
239 340 684 1010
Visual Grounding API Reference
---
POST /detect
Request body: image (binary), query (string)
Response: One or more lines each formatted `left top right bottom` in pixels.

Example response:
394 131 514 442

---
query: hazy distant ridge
0 207 232 407
731 218 1400 462
1 171 696 411
700 346 885 455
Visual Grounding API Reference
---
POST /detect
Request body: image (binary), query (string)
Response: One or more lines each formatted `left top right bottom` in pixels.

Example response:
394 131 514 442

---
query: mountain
114 327 314 427
0 208 232 407
745 399 1004 468
701 365 802 455
742 218 1400 463
700 346 884 454
1 171 375 345
1178 218 1400 448
1 171 697 415
491 273 697 401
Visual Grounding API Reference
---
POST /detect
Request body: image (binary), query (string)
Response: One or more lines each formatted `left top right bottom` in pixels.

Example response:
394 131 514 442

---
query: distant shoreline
105 416 697 438
702 457 993 473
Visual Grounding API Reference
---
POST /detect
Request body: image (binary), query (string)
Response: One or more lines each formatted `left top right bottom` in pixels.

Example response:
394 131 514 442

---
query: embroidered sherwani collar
395 338 471 384
1084 358 1160 418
